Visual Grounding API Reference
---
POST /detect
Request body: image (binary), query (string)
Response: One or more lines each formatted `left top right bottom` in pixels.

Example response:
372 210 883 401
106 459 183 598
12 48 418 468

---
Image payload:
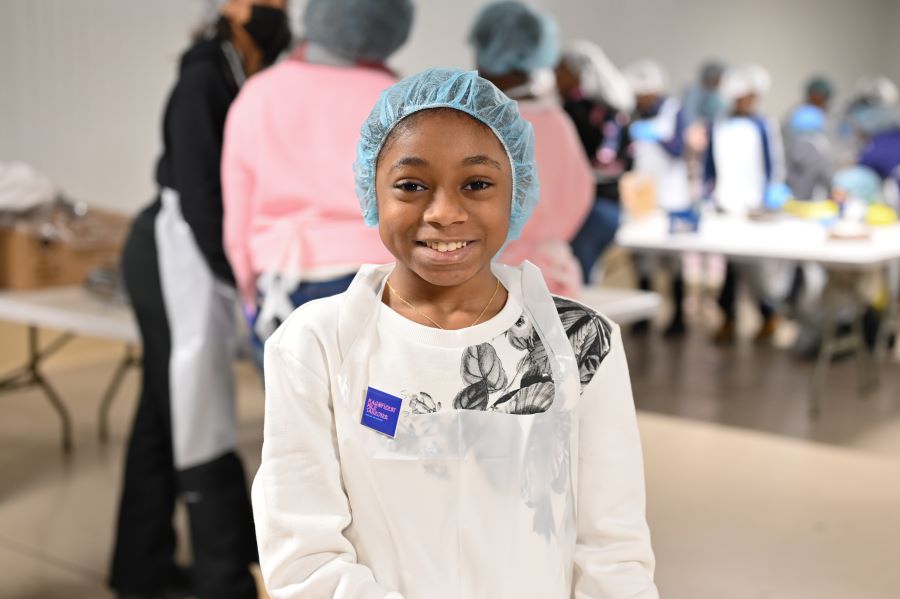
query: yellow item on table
782 199 839 219
619 172 657 219
865 204 898 226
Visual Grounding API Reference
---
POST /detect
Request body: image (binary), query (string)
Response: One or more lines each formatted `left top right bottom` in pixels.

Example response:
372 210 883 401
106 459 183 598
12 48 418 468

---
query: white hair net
854 75 899 107
720 64 771 103
561 40 634 113
354 68 539 241
623 59 668 96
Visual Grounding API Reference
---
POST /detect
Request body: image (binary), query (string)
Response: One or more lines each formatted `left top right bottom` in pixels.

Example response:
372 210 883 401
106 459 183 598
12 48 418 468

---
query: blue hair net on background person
468 1 559 76
849 105 900 137
700 60 726 86
789 105 826 133
354 67 539 240
806 76 834 101
832 166 884 204
303 0 414 62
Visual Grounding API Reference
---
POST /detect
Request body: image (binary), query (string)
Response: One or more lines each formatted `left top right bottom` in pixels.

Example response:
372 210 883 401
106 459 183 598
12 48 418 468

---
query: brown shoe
754 315 779 343
713 319 736 344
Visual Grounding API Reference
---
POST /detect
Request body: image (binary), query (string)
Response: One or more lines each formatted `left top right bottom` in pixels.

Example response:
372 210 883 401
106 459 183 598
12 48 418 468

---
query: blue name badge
361 387 403 438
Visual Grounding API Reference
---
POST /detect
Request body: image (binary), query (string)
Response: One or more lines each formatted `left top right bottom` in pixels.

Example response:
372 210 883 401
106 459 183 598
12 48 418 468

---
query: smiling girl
252 68 658 599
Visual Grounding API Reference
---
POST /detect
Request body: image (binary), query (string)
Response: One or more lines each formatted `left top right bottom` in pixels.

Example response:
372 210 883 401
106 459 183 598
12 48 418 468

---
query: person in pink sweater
221 0 414 360
468 1 594 297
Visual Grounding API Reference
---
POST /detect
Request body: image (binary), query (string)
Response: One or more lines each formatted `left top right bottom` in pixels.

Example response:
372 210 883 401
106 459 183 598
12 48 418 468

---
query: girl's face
375 109 513 288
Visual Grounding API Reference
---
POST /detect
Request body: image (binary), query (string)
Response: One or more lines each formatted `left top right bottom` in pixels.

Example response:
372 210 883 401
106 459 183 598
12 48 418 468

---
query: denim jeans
249 273 357 373
570 198 621 284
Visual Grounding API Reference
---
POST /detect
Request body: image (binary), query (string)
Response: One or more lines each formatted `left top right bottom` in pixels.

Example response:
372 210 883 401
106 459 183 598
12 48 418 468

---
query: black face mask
243 5 292 65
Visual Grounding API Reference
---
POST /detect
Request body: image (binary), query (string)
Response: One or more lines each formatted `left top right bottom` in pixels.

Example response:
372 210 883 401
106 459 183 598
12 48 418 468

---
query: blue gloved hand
764 182 792 211
629 120 662 142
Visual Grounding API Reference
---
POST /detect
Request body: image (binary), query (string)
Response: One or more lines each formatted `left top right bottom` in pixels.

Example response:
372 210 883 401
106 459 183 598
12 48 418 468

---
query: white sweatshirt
253 264 658 599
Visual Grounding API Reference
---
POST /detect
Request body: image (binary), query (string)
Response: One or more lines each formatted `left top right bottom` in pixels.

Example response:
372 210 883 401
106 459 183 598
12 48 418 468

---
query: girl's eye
395 181 426 193
464 180 493 191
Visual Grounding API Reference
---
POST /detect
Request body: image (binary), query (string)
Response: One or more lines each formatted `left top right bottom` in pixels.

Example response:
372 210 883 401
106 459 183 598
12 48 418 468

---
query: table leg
29 327 75 453
33 369 73 453
809 270 877 416
852 304 877 396
873 261 899 367
98 345 140 443
810 290 837 418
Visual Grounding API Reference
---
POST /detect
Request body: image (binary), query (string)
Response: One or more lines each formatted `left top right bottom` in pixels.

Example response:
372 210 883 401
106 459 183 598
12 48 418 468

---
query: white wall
0 0 206 213
0 0 896 214
885 0 900 89
391 0 897 116
546 0 897 116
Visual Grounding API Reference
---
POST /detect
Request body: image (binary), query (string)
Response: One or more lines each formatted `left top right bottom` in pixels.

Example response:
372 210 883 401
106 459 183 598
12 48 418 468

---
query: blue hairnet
789 104 826 133
303 0 414 62
700 60 726 85
832 166 883 204
354 67 539 241
806 76 834 100
849 105 900 136
468 1 559 76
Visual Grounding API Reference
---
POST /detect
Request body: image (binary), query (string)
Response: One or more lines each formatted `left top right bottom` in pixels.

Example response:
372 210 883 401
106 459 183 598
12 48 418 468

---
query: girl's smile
414 238 478 263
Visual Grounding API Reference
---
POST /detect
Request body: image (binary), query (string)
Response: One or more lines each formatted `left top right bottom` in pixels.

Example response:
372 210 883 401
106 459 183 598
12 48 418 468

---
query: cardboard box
0 208 131 290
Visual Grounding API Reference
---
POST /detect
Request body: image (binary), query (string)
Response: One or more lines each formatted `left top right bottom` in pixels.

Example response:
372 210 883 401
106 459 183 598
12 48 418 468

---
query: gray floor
626 325 900 454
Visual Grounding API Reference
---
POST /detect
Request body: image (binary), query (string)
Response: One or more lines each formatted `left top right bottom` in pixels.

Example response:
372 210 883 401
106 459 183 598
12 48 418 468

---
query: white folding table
617 213 900 415
577 286 662 326
0 283 659 452
0 286 139 451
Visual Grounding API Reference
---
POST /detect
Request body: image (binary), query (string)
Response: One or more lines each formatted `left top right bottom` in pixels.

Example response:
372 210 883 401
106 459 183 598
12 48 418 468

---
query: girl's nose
423 187 468 227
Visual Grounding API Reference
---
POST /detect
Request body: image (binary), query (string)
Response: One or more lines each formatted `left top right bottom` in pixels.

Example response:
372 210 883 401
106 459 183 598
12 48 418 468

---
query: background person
705 64 790 343
783 77 835 200
556 40 635 283
468 0 594 296
681 59 727 127
624 59 691 336
109 1 290 597
222 0 414 363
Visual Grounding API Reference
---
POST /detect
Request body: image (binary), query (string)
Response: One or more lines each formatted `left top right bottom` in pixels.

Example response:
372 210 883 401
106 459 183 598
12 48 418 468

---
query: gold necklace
386 278 501 330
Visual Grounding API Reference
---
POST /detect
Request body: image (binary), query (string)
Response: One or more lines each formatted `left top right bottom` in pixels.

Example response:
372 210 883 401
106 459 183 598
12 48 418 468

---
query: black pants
718 260 775 321
109 202 257 598
638 271 685 323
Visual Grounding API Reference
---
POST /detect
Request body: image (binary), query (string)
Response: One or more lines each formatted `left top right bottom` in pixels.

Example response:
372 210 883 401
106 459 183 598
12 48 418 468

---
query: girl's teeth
426 241 468 252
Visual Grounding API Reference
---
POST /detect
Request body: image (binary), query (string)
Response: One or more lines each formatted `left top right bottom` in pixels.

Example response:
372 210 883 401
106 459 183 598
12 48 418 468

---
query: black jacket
562 97 632 202
154 37 240 284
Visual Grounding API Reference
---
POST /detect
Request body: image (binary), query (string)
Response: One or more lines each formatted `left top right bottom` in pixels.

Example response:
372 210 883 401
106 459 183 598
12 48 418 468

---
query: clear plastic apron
633 97 691 213
330 262 582 599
